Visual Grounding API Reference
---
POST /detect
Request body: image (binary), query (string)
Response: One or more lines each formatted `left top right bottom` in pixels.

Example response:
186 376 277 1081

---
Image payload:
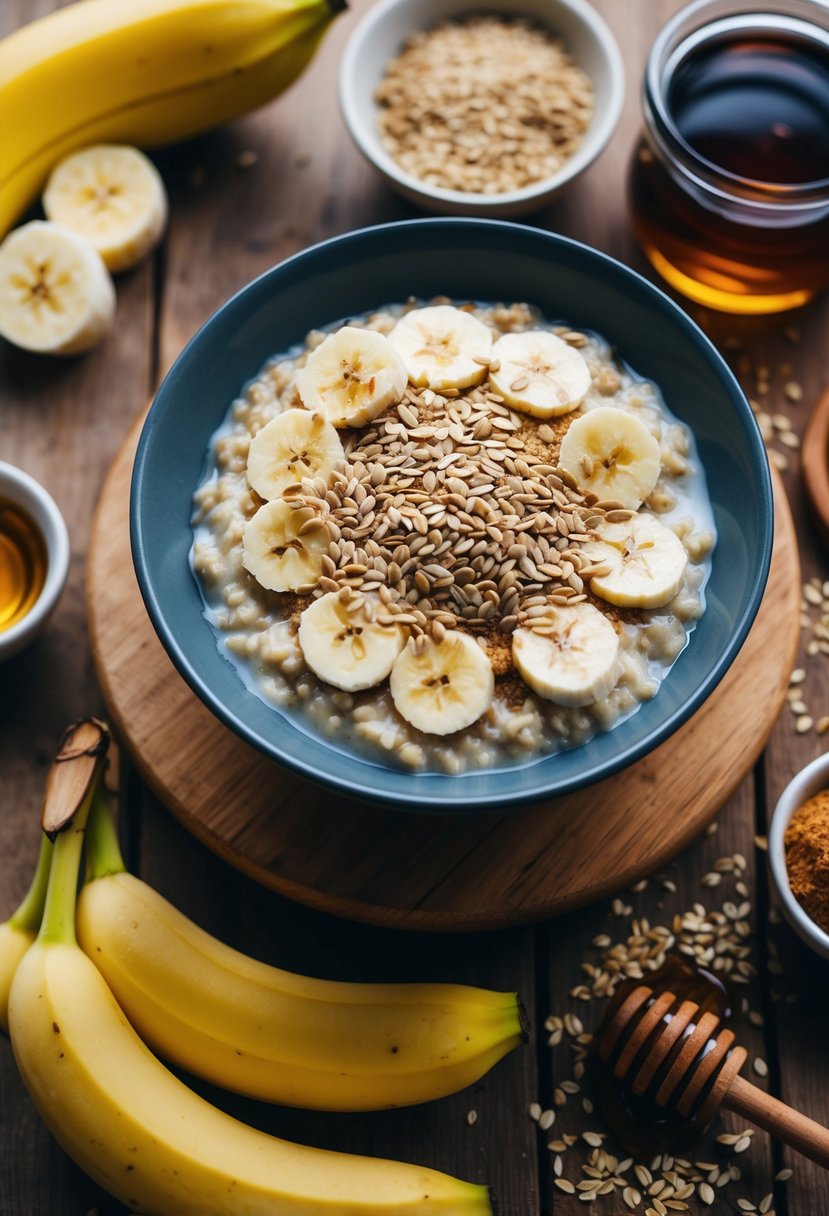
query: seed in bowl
374 17 594 196
192 300 715 774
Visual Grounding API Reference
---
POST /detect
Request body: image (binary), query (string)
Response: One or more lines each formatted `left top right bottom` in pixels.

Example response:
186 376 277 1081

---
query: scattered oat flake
555 1178 576 1194
466 1109 477 1125
775 1168 793 1181
528 1101 542 1121
753 1057 768 1077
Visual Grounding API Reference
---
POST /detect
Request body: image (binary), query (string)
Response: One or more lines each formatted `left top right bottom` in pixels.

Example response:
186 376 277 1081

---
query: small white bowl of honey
0 462 69 660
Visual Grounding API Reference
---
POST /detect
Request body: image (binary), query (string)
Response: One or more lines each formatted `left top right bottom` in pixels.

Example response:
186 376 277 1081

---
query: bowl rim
337 0 626 208
131 216 773 809
0 460 70 660
768 753 829 960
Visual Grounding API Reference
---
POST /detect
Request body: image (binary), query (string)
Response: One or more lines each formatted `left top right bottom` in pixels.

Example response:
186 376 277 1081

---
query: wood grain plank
0 0 155 1210
542 783 778 1214
746 299 829 1216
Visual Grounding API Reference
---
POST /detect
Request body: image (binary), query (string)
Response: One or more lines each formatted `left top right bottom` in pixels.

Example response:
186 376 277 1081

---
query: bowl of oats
131 218 771 809
338 0 625 216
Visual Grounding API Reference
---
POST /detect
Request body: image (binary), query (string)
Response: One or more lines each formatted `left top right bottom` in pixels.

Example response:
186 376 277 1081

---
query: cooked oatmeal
192 300 715 774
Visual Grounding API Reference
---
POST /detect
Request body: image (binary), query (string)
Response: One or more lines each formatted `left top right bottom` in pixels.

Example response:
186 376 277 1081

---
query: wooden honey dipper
595 979 829 1168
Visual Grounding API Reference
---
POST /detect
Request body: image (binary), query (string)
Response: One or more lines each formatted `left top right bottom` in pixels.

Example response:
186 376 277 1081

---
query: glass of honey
629 0 829 314
0 462 69 660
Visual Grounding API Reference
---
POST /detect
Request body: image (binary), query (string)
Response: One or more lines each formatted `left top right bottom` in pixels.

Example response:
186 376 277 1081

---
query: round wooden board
88 419 800 932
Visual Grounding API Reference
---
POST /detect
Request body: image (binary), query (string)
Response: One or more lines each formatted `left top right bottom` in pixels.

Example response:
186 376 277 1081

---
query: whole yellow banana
10 787 493 1216
76 794 525 1110
0 0 346 238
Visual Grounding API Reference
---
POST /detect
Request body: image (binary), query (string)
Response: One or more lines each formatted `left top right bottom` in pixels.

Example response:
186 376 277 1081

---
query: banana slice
295 326 407 428
489 330 590 418
390 631 494 736
0 221 115 355
242 500 328 593
582 514 688 609
247 409 344 501
298 591 405 692
43 145 168 273
559 406 661 509
512 603 621 707
388 305 492 391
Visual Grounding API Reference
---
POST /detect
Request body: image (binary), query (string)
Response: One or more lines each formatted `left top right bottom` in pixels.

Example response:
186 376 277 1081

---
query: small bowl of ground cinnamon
769 753 829 961
339 0 624 217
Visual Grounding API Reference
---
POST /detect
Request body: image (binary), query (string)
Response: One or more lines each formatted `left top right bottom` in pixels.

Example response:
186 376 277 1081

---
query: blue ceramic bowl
132 219 772 811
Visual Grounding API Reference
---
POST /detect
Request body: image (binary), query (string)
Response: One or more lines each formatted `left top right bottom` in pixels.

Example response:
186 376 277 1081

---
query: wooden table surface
2 1 828 1213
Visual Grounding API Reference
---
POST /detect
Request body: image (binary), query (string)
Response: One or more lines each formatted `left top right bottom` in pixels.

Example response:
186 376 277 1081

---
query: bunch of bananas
1 722 524 1214
0 0 347 240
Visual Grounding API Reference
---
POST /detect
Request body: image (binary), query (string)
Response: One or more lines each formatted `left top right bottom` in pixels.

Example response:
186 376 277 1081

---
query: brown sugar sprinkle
374 16 593 196
785 791 829 934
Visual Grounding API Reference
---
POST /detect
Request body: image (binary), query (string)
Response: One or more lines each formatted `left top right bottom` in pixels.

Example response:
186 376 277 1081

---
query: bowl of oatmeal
338 0 624 216
131 218 772 810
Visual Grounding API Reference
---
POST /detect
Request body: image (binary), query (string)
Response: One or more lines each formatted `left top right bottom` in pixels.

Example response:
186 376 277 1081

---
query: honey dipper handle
725 1075 829 1169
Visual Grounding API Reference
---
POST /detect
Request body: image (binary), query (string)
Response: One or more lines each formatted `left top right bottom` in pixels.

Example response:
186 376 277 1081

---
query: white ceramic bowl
0 461 70 661
768 752 829 961
339 0 625 218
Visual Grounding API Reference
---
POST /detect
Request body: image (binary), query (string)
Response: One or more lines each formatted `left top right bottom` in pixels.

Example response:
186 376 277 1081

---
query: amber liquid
630 30 829 313
0 499 48 633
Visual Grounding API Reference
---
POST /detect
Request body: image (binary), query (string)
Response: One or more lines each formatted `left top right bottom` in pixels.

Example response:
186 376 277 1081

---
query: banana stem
8 835 52 933
85 788 126 881
39 781 98 947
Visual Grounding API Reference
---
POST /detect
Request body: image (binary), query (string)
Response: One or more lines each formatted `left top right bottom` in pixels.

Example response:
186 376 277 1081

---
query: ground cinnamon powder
785 790 829 933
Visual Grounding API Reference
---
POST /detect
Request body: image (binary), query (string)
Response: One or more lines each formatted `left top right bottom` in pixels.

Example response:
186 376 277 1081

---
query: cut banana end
489 330 590 418
390 631 494 736
559 406 661 509
388 304 492 391
43 145 168 273
512 604 621 707
296 326 407 427
247 409 344 501
298 591 405 692
0 221 115 355
242 499 328 593
583 514 688 609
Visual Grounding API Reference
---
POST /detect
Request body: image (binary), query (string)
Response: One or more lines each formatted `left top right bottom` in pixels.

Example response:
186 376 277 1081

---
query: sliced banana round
247 409 344 502
295 326 407 428
298 591 405 692
512 603 621 708
559 406 661 509
582 513 688 609
242 500 328 593
489 330 590 418
389 631 494 736
388 305 492 391
0 221 115 356
43 145 168 273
